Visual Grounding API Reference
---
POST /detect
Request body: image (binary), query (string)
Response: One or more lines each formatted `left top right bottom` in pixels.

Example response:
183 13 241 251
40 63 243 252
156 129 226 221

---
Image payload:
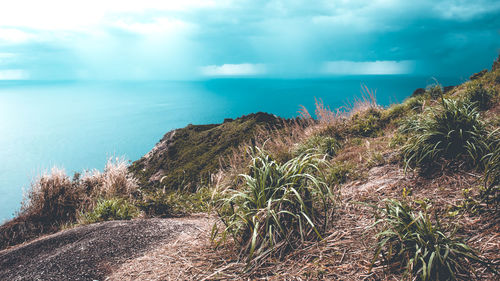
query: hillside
129 112 286 192
1 56 499 280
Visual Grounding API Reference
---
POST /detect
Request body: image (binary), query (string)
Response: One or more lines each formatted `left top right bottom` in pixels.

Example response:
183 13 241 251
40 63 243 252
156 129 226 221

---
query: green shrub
294 135 340 157
349 109 384 137
372 199 484 281
401 99 489 171
81 198 138 223
465 82 495 110
217 148 334 266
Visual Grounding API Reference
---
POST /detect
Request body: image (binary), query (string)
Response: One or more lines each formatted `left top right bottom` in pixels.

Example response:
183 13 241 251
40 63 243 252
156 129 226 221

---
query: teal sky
0 0 499 80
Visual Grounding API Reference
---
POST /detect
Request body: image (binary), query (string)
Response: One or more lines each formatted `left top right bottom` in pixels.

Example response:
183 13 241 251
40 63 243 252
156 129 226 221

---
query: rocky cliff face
129 112 284 192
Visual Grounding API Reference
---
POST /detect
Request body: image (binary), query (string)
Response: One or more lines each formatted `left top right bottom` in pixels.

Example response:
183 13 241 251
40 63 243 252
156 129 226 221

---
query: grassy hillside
1 56 499 280
129 112 286 192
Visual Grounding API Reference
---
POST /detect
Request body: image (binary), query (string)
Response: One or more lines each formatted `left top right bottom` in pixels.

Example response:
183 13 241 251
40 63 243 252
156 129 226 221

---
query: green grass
481 132 500 204
401 98 489 171
464 81 496 111
348 108 384 137
129 112 285 192
81 198 139 224
372 199 485 281
216 147 334 266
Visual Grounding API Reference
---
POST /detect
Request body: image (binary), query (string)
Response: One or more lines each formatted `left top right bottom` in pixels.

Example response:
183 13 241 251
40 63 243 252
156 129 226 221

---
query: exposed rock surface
0 217 210 281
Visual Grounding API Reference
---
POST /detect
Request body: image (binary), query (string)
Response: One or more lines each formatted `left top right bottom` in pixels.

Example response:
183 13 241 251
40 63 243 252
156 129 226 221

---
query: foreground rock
0 216 211 281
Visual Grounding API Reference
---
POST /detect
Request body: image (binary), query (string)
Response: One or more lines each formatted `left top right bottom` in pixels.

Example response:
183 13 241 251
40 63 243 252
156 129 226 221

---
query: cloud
0 28 36 43
322 60 416 75
0 69 28 80
0 0 499 79
200 63 267 76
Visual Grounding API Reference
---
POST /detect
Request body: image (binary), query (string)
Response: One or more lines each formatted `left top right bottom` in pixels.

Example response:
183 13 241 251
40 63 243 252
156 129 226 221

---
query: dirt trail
0 215 212 281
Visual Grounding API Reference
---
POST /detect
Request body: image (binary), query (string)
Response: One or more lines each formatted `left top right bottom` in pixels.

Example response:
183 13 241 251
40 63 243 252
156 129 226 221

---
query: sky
0 0 499 80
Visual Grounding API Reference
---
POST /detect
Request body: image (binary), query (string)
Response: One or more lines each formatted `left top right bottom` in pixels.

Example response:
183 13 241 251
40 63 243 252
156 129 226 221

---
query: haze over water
0 76 464 221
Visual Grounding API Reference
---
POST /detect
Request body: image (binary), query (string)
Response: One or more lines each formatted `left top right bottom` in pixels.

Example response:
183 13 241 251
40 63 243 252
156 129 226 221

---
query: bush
81 198 138 224
372 199 484 281
401 99 489 171
349 109 384 137
465 82 495 111
217 148 334 266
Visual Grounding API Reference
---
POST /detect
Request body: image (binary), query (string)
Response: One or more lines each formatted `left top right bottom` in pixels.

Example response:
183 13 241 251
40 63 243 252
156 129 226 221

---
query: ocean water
0 76 463 221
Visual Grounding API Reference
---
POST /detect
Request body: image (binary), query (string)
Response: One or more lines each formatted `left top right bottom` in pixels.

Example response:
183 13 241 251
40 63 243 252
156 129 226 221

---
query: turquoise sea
0 76 464 221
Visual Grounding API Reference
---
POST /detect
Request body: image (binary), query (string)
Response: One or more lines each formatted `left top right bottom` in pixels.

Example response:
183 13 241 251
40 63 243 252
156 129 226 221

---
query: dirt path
0 215 212 281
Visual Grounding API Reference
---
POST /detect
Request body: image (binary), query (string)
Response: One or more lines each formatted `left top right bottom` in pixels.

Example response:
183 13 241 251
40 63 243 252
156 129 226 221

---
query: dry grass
0 157 139 250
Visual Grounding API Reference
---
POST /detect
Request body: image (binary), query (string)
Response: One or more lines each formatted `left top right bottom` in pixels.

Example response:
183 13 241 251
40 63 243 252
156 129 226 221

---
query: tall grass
216 147 334 267
481 132 500 204
401 98 489 171
372 199 486 281
0 157 139 249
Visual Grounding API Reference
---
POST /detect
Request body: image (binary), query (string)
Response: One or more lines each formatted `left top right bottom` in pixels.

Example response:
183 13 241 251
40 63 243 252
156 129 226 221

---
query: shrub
372 199 485 281
217 148 334 266
464 82 495 111
401 99 489 171
349 108 384 137
81 198 138 224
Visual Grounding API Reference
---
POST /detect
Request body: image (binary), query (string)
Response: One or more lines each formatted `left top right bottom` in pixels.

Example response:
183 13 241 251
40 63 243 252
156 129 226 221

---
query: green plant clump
372 199 485 281
401 98 489 171
464 82 496 111
81 198 138 223
217 148 334 266
349 109 384 137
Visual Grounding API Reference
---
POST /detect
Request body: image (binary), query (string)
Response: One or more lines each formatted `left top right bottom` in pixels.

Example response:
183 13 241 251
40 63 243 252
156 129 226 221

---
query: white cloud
112 17 193 35
0 1 216 31
322 60 415 75
0 69 28 80
200 63 267 76
0 28 36 43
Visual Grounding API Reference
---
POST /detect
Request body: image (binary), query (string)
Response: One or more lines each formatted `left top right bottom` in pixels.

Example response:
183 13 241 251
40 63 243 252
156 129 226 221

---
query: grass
372 199 486 281
464 81 496 111
481 132 500 205
80 198 139 224
0 157 139 250
401 98 489 171
293 135 340 158
216 147 335 267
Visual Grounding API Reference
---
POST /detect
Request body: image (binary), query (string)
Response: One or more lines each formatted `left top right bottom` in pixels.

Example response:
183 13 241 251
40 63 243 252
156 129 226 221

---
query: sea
0 76 465 221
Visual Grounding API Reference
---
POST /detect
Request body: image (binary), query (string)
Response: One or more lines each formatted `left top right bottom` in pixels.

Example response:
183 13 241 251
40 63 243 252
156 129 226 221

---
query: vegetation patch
80 198 139 224
372 199 487 281
129 112 286 192
401 98 490 171
215 148 335 267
